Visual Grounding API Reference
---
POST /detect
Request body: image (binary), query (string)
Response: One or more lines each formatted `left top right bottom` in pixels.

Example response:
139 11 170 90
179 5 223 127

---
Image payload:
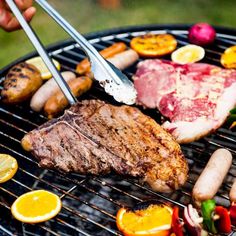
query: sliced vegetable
214 206 231 233
201 200 217 234
171 207 184 236
229 202 236 225
220 45 236 69
171 45 205 64
130 34 177 57
183 204 203 236
116 204 173 236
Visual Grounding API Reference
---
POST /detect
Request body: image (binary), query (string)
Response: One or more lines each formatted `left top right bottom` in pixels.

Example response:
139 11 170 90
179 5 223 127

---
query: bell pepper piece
229 202 236 226
230 107 236 115
230 121 236 129
226 114 236 126
201 200 217 234
171 207 184 236
214 206 231 233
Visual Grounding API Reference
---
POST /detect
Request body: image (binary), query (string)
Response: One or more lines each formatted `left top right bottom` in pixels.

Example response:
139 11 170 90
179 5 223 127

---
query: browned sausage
192 148 232 206
107 49 139 70
76 42 126 74
83 49 139 80
30 71 76 112
44 76 92 118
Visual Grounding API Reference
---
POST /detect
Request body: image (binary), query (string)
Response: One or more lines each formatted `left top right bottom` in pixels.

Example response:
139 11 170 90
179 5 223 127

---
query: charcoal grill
1 24 236 236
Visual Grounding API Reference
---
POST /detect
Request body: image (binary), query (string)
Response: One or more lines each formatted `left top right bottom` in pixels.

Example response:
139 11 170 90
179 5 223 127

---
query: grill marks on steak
21 100 188 192
133 59 236 143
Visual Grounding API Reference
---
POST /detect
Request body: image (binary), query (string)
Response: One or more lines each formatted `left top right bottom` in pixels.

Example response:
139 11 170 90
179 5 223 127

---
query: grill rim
2 23 236 74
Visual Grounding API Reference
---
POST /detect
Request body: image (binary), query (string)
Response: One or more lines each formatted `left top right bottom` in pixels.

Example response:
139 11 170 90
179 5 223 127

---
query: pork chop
21 100 188 193
133 59 236 143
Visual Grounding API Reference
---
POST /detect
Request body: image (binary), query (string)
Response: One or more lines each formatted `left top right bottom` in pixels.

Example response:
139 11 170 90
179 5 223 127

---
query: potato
1 62 43 104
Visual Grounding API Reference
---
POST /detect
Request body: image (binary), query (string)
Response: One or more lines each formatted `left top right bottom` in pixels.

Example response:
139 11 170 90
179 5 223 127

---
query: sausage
30 71 76 112
107 49 139 70
192 148 232 205
83 49 139 79
76 42 126 74
230 179 236 202
44 76 92 119
1 62 42 104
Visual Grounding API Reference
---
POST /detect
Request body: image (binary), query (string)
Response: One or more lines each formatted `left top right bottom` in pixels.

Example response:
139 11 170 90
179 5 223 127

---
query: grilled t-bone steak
134 59 236 143
21 100 188 193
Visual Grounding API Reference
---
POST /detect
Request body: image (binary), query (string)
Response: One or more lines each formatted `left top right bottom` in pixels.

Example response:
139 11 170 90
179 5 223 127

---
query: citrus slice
26 56 61 80
11 190 62 223
221 45 236 69
116 204 173 236
171 44 205 64
130 34 177 57
0 154 18 183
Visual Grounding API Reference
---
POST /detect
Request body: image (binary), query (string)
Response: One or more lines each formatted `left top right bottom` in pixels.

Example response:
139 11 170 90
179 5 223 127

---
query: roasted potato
1 62 43 104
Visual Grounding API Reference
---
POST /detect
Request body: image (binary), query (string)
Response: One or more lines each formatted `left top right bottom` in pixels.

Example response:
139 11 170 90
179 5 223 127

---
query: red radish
188 23 216 46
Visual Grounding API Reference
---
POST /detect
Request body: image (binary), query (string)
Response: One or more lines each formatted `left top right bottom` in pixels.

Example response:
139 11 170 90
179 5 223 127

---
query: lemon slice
26 56 61 80
221 45 236 69
171 44 205 64
11 190 62 223
0 154 18 183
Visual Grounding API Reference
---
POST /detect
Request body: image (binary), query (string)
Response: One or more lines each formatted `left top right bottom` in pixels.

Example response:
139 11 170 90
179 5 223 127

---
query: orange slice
26 56 61 80
11 190 62 223
116 204 173 236
221 45 236 69
171 44 205 64
130 34 177 57
0 154 18 183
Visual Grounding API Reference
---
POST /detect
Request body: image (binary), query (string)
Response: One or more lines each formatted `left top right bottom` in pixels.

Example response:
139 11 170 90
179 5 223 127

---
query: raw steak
133 59 236 143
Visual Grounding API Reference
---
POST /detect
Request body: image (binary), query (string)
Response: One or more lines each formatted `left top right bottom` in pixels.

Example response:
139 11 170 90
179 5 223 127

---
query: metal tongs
5 0 137 105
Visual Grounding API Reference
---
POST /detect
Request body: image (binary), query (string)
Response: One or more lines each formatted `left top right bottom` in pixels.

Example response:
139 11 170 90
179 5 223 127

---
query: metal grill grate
1 25 236 235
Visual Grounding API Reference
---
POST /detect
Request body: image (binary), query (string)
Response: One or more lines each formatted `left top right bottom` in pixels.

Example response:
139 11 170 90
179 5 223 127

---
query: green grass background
0 0 236 69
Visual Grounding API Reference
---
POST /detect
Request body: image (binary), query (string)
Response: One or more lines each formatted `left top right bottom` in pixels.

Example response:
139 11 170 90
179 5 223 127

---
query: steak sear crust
21 100 188 192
